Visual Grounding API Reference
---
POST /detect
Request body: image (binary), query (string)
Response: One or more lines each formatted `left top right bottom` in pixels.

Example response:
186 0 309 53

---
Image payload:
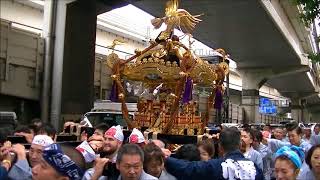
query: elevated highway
131 0 320 122
1 0 319 127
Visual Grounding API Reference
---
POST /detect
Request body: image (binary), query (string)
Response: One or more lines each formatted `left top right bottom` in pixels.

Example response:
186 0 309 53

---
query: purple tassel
182 77 193 104
214 88 223 109
110 81 118 102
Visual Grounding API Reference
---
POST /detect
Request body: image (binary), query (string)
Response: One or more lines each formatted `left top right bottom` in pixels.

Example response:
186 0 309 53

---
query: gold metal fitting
179 71 187 76
135 49 142 55
170 93 177 99
118 93 125 99
111 75 118 80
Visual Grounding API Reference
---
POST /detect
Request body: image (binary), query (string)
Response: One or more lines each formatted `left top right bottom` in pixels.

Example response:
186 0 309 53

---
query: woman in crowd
273 127 286 141
197 139 215 161
264 123 312 154
298 144 320 180
143 143 176 180
274 146 304 180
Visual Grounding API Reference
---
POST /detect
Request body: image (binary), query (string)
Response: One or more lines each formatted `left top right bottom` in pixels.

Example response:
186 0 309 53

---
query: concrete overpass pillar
303 108 311 123
60 1 98 123
49 0 129 130
285 93 317 123
241 89 260 124
307 102 320 123
239 65 310 125
240 70 268 124
291 98 302 123
50 0 97 130
311 112 320 122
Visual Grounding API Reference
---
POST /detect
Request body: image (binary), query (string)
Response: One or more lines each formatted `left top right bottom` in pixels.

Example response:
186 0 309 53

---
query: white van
83 101 136 128
91 100 137 112
83 111 134 128
0 111 17 130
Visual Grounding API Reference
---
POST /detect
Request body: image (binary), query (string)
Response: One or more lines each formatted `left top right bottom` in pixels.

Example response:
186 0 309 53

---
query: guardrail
258 114 292 124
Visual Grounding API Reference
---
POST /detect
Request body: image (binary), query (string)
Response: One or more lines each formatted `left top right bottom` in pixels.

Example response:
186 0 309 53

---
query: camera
102 161 119 178
80 127 95 138
7 136 28 144
64 125 77 134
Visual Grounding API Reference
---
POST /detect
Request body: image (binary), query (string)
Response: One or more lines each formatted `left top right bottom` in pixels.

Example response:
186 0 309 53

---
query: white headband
129 128 145 144
104 125 124 142
32 135 54 147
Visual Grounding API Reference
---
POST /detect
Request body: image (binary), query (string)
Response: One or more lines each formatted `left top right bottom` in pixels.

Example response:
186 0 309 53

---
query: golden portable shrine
106 0 229 135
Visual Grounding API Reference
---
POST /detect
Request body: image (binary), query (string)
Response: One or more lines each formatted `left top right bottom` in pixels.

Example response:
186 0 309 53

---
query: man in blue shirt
163 127 264 180
265 123 312 154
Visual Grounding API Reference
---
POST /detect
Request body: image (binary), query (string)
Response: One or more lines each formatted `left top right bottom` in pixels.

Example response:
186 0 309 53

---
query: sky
101 4 237 67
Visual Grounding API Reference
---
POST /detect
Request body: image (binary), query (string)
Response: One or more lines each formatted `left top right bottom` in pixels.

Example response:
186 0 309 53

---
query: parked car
83 101 137 128
0 111 17 133
83 111 134 128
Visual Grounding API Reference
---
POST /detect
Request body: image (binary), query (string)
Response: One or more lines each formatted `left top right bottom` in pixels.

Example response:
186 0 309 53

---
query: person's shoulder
82 168 107 180
258 144 272 154
159 170 177 180
259 143 267 149
301 139 310 145
141 171 158 180
298 164 316 180
83 167 95 175
310 134 320 139
207 157 224 165
310 135 320 145
301 140 313 149
224 150 246 161
270 138 288 144
251 148 260 154
252 148 263 158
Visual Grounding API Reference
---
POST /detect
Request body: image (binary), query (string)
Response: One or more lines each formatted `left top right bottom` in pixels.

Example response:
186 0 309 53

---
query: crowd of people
0 119 319 180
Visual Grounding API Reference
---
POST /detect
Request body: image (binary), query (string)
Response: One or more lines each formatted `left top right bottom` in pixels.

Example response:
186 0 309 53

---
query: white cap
104 125 124 142
32 135 54 147
129 128 145 144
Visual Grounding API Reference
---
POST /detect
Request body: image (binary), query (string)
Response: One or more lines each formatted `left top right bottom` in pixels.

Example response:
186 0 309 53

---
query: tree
292 0 320 62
